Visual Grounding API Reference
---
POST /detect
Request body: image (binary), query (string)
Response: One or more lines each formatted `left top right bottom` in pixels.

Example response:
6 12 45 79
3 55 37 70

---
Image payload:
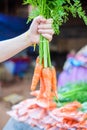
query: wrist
25 30 34 46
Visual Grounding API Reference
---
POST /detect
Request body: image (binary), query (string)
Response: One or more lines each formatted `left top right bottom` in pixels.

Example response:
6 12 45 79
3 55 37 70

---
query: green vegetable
58 82 87 103
81 102 87 112
24 0 87 34
23 0 87 68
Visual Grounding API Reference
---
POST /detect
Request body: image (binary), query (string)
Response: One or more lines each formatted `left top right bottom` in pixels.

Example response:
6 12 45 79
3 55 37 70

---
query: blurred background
0 0 87 129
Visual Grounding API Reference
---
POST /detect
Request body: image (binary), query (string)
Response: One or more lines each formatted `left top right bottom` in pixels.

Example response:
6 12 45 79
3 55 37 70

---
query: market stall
6 0 87 130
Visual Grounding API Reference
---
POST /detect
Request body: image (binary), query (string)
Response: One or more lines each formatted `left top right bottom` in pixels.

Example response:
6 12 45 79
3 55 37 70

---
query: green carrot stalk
39 35 43 64
47 40 52 67
43 38 48 68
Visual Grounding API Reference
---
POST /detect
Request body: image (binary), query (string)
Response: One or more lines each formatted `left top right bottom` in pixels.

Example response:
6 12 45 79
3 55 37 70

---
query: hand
28 16 54 45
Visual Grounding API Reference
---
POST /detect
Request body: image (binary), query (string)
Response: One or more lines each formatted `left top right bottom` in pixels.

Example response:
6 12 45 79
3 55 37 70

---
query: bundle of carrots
30 56 58 101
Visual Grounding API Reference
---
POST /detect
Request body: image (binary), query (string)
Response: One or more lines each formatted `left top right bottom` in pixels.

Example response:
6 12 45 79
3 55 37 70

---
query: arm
0 16 54 63
0 31 31 62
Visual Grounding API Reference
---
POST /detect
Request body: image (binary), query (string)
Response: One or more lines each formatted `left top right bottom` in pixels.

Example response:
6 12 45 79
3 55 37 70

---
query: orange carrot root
51 66 58 98
36 56 44 65
31 63 43 91
36 56 40 64
42 67 52 99
37 76 46 99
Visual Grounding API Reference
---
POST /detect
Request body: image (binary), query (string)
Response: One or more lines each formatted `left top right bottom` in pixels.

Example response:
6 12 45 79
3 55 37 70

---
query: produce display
8 0 87 129
8 99 87 129
58 82 87 103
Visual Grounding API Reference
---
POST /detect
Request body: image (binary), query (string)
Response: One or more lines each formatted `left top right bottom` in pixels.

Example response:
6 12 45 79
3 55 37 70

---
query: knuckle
50 30 54 35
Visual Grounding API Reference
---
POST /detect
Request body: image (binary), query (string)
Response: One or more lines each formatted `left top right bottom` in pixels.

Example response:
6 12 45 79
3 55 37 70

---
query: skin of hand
27 16 54 45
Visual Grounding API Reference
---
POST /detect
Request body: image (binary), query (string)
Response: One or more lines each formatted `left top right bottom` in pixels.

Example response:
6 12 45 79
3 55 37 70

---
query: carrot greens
24 0 87 68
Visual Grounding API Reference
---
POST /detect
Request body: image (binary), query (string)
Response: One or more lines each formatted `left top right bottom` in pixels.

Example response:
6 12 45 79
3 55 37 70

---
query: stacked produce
8 99 87 129
8 0 87 129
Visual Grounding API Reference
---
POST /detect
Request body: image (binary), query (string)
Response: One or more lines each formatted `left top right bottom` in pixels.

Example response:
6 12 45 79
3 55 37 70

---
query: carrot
30 90 40 97
36 56 44 65
31 62 43 91
38 76 46 98
51 66 58 97
28 104 38 109
42 67 52 99
45 124 52 130
36 56 40 64
47 101 57 109
63 117 78 124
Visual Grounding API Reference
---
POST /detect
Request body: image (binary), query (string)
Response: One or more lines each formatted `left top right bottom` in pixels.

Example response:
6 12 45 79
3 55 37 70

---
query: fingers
41 34 52 42
46 18 53 24
38 18 53 28
34 16 53 24
34 16 46 24
32 16 54 42
37 17 54 41
38 24 52 29
38 29 54 35
37 16 53 24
